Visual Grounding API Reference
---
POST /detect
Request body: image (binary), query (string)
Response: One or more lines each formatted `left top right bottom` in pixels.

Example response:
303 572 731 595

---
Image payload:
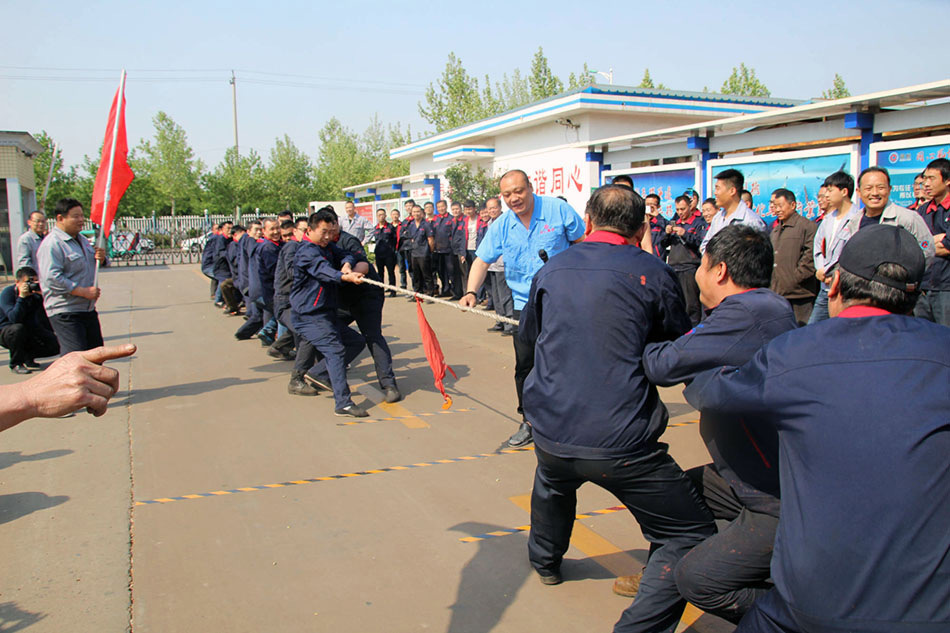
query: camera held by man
0 267 60 374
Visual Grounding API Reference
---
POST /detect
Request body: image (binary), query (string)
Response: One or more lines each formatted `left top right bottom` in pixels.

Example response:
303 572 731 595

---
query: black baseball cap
837 224 926 292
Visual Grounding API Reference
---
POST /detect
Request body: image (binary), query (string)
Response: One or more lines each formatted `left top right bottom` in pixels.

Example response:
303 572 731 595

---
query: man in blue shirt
685 224 950 633
460 169 585 447
520 185 714 633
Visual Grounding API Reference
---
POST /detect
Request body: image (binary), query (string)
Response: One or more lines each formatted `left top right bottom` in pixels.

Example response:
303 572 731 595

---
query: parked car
180 231 214 253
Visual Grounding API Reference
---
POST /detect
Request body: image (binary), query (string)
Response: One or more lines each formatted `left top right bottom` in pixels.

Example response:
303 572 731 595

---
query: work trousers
209 277 218 300
375 252 397 289
291 311 363 410
219 279 242 313
48 311 104 355
397 251 411 288
0 323 60 365
512 309 534 421
786 297 815 327
433 252 459 296
339 292 396 389
914 289 950 327
489 271 515 333
411 256 434 295
235 294 263 339
674 266 702 326
676 464 778 624
528 446 715 633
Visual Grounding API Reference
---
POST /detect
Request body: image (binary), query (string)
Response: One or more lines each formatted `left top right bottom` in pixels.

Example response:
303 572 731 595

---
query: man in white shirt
339 201 373 243
700 169 767 254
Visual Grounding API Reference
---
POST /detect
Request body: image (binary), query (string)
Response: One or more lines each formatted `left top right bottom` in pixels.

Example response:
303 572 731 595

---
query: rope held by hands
359 278 519 326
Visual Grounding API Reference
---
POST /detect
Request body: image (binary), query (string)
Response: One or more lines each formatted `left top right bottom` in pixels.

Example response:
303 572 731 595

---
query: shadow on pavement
103 331 172 342
0 601 46 631
447 522 530 633
0 492 69 526
111 377 269 405
666 402 697 418
0 449 73 471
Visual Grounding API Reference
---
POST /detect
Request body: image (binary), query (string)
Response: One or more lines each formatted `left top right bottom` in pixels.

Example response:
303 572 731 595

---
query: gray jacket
36 226 98 317
845 203 935 267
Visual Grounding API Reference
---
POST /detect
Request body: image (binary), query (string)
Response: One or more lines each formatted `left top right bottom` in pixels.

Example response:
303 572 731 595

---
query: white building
0 131 43 272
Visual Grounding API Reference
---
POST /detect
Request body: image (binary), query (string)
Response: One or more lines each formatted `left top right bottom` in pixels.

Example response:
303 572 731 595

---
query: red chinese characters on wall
531 164 584 195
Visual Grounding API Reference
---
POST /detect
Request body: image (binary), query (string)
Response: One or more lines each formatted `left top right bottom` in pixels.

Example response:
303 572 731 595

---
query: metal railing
105 249 203 267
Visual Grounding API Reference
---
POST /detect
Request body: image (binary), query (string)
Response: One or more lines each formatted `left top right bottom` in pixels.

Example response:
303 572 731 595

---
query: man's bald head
586 185 645 237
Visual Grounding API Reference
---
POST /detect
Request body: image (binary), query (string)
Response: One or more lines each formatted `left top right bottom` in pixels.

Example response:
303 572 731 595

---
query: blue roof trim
577 97 763 115
392 95 775 158
433 147 496 158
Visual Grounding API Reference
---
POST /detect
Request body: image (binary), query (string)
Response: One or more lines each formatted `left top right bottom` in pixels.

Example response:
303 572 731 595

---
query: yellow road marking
509 494 706 629
355 382 429 429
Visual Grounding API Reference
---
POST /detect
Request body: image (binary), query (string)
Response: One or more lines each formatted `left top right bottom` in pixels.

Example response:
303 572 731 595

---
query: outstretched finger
80 344 137 365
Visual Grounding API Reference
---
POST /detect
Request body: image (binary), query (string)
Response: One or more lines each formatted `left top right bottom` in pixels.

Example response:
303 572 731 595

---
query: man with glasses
17 211 48 269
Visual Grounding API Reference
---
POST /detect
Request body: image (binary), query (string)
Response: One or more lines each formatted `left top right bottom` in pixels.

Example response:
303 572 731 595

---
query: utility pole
229 70 239 154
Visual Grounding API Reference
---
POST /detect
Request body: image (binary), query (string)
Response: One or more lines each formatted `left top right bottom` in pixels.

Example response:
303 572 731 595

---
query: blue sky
2 0 945 170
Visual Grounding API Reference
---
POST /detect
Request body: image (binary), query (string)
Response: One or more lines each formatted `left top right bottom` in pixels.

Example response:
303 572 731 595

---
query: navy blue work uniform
643 288 797 623
661 210 708 325
430 213 458 296
235 238 267 339
520 231 715 633
290 237 363 411
201 233 221 299
685 307 950 633
0 284 60 367
371 221 398 289
649 214 669 260
397 218 413 289
916 192 950 325
405 219 434 295
256 237 282 331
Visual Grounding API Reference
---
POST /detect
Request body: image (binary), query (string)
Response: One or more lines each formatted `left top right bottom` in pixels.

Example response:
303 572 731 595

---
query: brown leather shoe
612 571 643 597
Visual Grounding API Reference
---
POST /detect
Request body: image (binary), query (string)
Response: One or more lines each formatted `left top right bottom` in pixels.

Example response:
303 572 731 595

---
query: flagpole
94 69 126 288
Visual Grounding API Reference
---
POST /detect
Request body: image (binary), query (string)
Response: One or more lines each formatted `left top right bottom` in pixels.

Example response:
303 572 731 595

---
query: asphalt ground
0 264 733 633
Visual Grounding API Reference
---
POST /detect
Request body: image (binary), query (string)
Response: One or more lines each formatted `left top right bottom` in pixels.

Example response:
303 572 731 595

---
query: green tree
31 131 77 213
637 68 668 90
140 111 202 216
313 117 370 200
418 53 485 132
202 147 266 214
264 135 313 212
489 69 532 112
720 63 770 97
568 63 595 90
444 163 499 204
822 73 851 100
528 47 564 100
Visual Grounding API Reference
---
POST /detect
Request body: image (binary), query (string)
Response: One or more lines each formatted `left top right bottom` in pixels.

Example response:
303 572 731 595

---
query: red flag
416 298 457 409
90 77 134 238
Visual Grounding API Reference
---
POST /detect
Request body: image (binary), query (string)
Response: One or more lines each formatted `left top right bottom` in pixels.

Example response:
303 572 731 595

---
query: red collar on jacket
925 192 950 214
837 305 892 318
675 210 702 225
585 230 630 245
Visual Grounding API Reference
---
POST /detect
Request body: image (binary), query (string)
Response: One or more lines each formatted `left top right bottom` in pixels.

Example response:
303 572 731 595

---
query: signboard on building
493 148 596 216
605 164 699 219
870 134 950 208
708 146 858 222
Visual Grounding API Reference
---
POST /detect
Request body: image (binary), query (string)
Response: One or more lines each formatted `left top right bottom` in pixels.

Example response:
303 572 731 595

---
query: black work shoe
10 364 30 375
288 373 319 396
384 387 403 403
487 324 503 332
501 330 515 337
303 373 332 393
25 359 41 370
537 569 562 585
507 422 533 447
267 346 287 360
334 404 369 418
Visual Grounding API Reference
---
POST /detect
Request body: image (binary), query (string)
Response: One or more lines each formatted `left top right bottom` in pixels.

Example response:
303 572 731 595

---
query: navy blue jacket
684 308 950 631
521 232 691 459
921 194 950 291
662 211 707 270
643 288 798 516
335 232 383 309
371 222 397 259
200 234 218 277
289 239 355 316
255 238 282 305
405 220 433 258
226 239 241 280
212 235 231 281
246 239 264 301
0 285 47 329
455 216 488 254
273 239 299 315
649 215 669 260
430 214 455 254
397 219 413 252
237 233 256 292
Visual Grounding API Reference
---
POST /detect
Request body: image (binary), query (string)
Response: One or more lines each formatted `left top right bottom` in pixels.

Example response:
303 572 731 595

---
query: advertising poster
610 169 696 219
716 153 852 222
874 141 950 208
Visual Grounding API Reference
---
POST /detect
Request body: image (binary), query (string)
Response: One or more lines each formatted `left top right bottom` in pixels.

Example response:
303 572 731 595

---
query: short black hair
308 208 338 229
915 172 926 180
771 188 796 205
823 171 855 198
703 197 717 207
279 219 295 231
858 166 891 188
485 196 499 206
54 198 82 218
220 220 233 227
15 266 37 280
405 198 415 206
463 199 475 209
319 206 338 222
247 219 262 227
839 264 918 314
715 168 745 194
704 224 773 289
295 216 308 224
644 193 660 204
436 199 447 207
740 189 753 198
585 185 644 238
277 210 293 219
450 200 461 208
674 195 690 206
231 224 245 234
424 201 434 208
925 158 950 182
611 174 634 189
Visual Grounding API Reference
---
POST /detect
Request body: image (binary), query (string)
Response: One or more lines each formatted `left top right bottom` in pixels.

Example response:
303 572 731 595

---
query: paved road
0 264 732 633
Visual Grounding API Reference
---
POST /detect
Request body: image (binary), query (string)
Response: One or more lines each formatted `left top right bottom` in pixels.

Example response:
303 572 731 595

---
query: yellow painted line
236 487 259 492
263 484 284 488
210 490 232 496
509 494 706 630
154 498 176 503
355 381 429 429
181 494 205 499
